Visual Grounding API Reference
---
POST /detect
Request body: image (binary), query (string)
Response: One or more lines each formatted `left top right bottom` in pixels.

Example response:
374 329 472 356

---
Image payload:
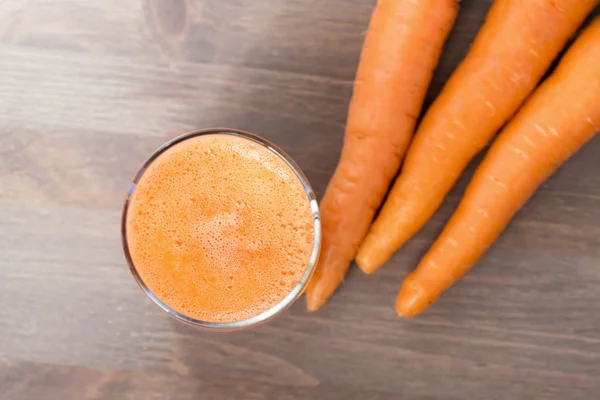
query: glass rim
121 128 321 331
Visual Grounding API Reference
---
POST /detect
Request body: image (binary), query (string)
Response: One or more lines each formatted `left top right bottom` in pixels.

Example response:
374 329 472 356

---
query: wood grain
1 0 599 399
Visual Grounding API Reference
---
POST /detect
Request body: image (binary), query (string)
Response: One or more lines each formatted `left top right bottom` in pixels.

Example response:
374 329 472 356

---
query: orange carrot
396 17 600 317
305 0 460 311
357 0 599 274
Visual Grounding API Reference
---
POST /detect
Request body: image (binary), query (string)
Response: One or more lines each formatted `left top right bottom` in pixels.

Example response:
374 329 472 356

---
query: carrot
396 17 600 317
356 0 599 274
305 0 460 311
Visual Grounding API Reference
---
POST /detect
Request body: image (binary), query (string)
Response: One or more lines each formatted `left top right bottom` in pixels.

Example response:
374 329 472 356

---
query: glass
121 128 321 331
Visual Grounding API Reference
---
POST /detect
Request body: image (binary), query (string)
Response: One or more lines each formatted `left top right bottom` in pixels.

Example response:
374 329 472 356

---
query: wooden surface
1 0 599 399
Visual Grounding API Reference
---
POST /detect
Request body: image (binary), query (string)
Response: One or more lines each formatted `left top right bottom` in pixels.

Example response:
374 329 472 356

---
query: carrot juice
122 129 320 328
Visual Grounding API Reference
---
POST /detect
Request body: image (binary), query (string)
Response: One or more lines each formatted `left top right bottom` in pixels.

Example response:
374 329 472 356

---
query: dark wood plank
0 359 400 400
1 0 600 399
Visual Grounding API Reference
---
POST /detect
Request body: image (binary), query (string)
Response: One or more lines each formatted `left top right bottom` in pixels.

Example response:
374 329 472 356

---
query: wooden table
1 1 599 398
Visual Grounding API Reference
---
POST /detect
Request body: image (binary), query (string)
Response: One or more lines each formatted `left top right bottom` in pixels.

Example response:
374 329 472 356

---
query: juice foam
125 134 314 323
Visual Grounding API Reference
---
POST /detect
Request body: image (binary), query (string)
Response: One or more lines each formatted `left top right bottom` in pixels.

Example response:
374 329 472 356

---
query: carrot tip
355 252 377 275
356 262 375 275
305 295 323 312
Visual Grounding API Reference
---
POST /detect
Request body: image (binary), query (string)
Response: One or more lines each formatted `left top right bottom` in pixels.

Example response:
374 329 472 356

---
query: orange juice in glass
121 129 320 330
